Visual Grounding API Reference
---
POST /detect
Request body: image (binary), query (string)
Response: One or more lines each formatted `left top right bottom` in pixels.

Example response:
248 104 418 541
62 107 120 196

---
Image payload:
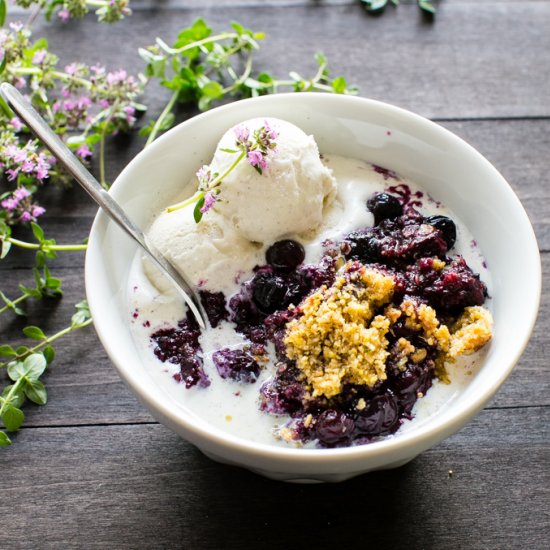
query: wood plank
7 2 550 120
0 416 548 549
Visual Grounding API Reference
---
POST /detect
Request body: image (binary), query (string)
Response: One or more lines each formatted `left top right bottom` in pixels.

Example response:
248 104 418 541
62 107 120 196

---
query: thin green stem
222 53 254 95
271 79 334 92
144 90 178 147
6 318 94 366
210 150 246 187
86 0 109 7
166 190 204 213
156 32 238 56
0 293 30 316
0 378 25 416
99 100 120 189
166 150 246 213
5 237 87 252
29 318 93 355
12 68 92 89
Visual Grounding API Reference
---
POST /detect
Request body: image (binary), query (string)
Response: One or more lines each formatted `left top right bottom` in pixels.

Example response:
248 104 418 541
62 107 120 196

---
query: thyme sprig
140 19 357 145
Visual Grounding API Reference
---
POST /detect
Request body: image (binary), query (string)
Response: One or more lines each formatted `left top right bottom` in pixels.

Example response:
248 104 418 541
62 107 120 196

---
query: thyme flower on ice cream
166 120 279 222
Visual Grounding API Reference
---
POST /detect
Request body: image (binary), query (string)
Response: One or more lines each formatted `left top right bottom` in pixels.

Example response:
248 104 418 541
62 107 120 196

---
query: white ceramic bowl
86 93 541 482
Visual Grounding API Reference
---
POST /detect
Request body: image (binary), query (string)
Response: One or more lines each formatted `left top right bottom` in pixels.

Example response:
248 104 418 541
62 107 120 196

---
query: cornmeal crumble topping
448 306 493 359
284 264 395 398
284 263 493 399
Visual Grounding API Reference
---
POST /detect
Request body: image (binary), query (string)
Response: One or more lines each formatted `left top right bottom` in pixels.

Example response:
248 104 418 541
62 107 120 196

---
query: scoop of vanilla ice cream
144 204 262 294
210 117 336 243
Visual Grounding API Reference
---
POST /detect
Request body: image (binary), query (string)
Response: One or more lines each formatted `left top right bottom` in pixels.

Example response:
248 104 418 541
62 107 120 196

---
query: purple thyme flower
77 96 93 109
58 9 71 23
14 76 26 90
200 191 217 214
247 150 268 171
32 49 47 65
10 117 23 131
123 105 136 123
234 125 250 144
76 145 93 159
21 159 35 174
13 187 31 201
1 198 17 211
262 119 279 142
32 206 46 218
13 149 27 164
196 165 213 189
6 169 19 181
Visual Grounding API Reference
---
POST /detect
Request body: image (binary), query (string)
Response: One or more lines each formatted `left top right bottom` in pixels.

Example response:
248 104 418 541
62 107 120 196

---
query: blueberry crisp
149 189 493 449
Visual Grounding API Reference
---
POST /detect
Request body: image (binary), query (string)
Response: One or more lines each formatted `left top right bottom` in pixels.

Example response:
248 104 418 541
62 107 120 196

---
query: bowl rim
86 92 542 464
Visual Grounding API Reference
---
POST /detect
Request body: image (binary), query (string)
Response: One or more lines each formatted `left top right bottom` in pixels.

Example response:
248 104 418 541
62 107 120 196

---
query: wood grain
0 416 548 550
7 2 550 120
1 2 549 549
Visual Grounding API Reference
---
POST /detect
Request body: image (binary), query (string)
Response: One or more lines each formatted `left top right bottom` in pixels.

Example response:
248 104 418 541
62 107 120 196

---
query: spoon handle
0 83 206 329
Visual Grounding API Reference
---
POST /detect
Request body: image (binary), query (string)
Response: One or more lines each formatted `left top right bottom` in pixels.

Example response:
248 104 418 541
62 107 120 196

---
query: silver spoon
0 82 207 329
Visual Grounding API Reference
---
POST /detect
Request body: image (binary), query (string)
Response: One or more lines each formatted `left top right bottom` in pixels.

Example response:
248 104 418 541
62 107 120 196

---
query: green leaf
32 37 49 50
0 238 11 259
175 18 212 49
24 380 47 405
289 71 302 82
139 48 166 79
198 96 212 112
0 431 11 446
7 361 25 382
332 76 347 94
315 52 327 67
362 0 388 12
23 326 46 340
31 222 45 243
2 385 25 409
35 250 46 269
2 404 25 432
25 354 47 380
0 345 16 357
8 354 46 382
0 94 13 118
418 0 436 14
193 197 205 223
85 133 102 146
201 81 224 100
231 21 245 35
43 345 55 365
0 0 6 27
71 300 91 327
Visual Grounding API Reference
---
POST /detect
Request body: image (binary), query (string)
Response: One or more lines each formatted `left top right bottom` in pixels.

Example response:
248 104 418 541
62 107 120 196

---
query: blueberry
212 348 261 384
345 231 381 263
424 215 457 249
266 239 305 271
199 290 228 328
355 393 399 436
367 192 403 224
314 409 355 446
252 273 288 313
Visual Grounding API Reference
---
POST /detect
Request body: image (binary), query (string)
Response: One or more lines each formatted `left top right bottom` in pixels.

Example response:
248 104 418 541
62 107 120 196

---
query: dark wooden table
1 1 549 548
